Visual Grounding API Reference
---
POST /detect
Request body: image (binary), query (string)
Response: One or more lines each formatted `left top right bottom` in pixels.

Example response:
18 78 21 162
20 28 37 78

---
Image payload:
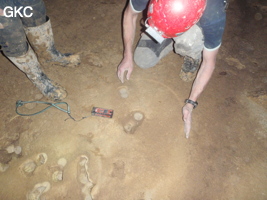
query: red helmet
146 0 206 39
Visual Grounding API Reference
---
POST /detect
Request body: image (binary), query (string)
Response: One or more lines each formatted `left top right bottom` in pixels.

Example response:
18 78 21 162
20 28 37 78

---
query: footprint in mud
19 153 48 177
0 163 9 172
118 86 129 99
77 155 94 200
27 181 50 200
123 111 145 134
111 160 125 179
51 157 68 182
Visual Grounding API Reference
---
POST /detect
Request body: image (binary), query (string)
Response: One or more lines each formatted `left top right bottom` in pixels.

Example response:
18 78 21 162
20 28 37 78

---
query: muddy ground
0 0 267 199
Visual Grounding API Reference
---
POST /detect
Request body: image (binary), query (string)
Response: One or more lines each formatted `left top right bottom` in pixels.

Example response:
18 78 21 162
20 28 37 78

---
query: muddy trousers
0 0 46 57
134 24 204 70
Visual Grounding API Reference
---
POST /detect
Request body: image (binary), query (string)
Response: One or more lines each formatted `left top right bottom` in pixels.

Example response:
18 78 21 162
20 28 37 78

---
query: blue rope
16 100 89 121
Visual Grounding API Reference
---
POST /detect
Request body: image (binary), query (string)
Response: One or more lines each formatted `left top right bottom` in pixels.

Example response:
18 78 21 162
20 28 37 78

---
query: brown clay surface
0 0 266 199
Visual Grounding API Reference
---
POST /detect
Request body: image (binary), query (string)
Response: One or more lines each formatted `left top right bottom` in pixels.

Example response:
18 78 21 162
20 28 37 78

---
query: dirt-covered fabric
0 0 46 56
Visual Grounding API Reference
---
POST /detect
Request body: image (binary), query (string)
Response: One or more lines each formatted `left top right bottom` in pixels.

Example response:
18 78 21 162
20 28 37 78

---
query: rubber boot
8 45 67 101
179 56 202 82
24 18 80 67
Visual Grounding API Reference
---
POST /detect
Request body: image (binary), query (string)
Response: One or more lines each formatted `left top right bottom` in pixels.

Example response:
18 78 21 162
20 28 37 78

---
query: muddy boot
179 56 202 82
8 46 67 101
24 17 80 67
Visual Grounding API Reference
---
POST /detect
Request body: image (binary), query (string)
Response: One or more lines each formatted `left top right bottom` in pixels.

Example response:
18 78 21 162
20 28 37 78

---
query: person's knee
174 24 204 59
134 55 159 69
133 47 159 69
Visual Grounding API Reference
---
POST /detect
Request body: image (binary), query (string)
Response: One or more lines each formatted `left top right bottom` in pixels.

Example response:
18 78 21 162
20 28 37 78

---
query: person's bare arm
117 4 139 83
183 48 219 138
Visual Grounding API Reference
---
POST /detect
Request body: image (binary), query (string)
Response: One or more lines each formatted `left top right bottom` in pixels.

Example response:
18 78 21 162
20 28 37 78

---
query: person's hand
117 58 133 83
182 103 194 138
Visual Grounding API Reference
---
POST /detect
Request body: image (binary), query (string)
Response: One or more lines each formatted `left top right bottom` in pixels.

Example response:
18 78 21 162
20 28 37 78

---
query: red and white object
145 0 206 43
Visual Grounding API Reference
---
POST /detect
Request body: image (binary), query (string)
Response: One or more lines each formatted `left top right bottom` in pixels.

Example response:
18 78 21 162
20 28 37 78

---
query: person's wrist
123 55 133 63
185 99 198 109
123 48 133 58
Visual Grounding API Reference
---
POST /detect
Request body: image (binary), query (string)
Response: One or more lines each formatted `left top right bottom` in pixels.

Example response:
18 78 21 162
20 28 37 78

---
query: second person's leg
16 0 80 67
